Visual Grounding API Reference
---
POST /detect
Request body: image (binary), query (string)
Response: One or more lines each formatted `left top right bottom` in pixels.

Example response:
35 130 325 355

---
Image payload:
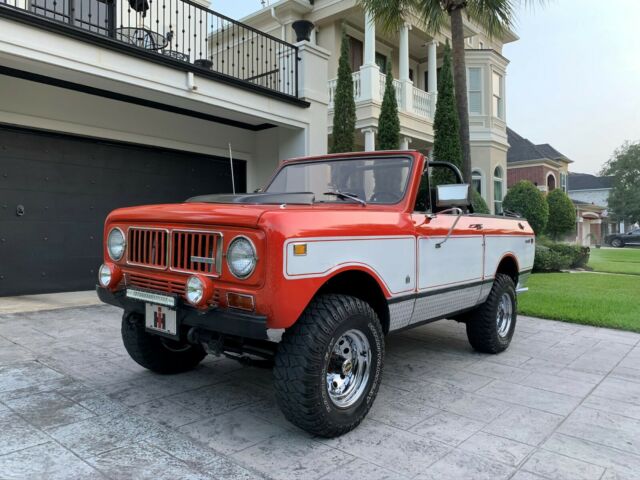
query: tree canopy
431 42 462 186
377 63 400 150
600 141 640 224
546 189 576 240
503 180 549 235
330 32 356 154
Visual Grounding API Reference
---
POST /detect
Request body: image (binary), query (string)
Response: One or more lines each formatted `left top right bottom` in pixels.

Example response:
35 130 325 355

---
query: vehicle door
410 177 485 325
630 229 640 245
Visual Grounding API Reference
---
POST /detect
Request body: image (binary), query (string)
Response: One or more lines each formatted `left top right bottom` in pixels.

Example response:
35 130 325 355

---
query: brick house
506 128 572 193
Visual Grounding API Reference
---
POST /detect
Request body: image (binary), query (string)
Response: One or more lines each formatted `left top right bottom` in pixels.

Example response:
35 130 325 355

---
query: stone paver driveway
0 305 639 479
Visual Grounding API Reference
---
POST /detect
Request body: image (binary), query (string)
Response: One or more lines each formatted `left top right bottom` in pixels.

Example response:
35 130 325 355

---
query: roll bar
427 161 465 184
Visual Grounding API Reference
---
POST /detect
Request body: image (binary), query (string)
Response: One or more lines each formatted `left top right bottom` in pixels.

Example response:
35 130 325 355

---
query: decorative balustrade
329 69 436 120
0 0 299 98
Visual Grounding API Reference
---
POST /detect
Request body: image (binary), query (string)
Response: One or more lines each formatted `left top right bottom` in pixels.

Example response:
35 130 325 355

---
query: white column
362 127 376 152
427 40 438 93
364 10 376 66
399 23 410 81
360 10 381 102
398 23 413 113
400 136 412 150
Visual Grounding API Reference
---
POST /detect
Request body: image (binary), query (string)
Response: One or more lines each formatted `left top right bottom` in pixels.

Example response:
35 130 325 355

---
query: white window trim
546 172 558 191
467 66 484 116
472 168 485 198
491 70 505 120
493 166 504 213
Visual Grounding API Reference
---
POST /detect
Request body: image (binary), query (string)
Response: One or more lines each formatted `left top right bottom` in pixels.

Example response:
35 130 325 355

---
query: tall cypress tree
432 42 463 186
377 63 400 150
330 32 356 153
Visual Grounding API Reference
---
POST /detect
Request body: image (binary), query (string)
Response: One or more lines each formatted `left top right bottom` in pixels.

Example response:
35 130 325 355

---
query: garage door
0 126 246 296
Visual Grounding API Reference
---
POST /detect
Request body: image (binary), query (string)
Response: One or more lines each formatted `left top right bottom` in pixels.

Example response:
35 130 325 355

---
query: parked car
605 228 640 248
97 151 535 437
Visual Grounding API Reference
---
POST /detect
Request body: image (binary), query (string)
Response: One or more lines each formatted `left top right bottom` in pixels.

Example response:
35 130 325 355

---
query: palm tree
358 0 535 183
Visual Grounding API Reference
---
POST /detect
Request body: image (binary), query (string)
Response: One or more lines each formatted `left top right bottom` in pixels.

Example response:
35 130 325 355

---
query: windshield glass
266 156 413 204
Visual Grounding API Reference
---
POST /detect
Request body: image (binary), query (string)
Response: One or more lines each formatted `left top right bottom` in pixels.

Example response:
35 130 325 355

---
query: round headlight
186 276 205 305
227 237 257 279
98 264 112 287
107 228 126 261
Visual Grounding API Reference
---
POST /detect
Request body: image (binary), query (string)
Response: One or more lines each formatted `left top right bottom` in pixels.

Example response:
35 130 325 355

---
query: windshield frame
263 154 415 206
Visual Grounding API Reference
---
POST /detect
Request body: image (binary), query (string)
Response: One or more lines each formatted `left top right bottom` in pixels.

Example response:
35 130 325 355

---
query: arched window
547 173 557 192
472 169 484 197
493 166 504 214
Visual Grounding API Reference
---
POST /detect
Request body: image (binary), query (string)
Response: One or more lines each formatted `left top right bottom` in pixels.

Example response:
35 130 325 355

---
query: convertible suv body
98 150 534 437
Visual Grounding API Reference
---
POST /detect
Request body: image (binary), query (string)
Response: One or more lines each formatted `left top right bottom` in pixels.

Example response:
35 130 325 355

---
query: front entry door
411 213 485 323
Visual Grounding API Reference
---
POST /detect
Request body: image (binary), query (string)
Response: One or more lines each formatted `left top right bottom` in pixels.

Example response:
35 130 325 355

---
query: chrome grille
171 230 222 276
127 228 168 269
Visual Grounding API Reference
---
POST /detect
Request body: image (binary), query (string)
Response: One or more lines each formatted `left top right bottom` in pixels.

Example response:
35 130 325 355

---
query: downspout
270 7 286 41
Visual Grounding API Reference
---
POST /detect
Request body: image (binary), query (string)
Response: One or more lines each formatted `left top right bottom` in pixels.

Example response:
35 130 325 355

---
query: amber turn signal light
293 243 307 256
227 292 255 311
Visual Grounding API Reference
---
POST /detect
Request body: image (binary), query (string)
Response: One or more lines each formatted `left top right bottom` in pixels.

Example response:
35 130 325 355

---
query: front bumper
97 286 270 341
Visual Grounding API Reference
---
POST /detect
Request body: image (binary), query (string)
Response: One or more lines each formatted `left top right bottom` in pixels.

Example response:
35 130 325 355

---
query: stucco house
239 0 518 214
506 128 572 194
568 172 621 246
0 0 330 295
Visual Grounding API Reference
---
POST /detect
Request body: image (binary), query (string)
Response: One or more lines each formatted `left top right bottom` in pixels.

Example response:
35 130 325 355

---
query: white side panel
484 235 535 279
284 236 416 296
417 236 484 291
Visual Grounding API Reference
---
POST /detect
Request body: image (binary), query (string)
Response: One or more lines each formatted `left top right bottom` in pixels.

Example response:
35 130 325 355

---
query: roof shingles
507 128 571 164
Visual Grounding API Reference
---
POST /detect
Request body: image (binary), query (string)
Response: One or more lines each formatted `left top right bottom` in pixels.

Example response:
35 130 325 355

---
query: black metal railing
0 0 299 98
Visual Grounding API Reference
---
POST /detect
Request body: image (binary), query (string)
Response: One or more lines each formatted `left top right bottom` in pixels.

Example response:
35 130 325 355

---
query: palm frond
467 0 545 38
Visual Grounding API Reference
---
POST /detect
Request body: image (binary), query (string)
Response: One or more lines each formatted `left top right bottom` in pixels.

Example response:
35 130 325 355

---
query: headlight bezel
226 236 258 280
186 275 205 306
107 227 126 262
98 264 112 288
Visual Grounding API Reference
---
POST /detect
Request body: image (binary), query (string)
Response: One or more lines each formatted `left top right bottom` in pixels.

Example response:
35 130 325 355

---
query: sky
212 0 640 175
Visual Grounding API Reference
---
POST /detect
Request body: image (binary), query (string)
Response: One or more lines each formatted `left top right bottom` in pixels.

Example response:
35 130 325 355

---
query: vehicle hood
106 202 281 228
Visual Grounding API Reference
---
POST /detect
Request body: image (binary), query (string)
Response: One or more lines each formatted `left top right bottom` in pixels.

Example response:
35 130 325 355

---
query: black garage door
0 125 246 296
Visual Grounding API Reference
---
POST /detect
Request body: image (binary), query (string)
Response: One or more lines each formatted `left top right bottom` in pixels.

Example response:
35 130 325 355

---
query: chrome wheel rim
326 329 371 408
496 293 513 338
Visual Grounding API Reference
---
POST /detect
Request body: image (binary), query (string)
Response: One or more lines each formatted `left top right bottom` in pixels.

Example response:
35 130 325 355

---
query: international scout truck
97 151 534 437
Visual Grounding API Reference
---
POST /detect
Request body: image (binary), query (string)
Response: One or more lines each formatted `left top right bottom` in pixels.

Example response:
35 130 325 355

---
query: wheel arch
316 268 391 334
495 254 519 285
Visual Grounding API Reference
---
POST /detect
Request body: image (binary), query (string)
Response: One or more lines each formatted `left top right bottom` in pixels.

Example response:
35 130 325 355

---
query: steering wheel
370 192 401 203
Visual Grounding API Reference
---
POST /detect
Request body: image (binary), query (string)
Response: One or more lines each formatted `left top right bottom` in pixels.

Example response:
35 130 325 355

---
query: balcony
0 0 300 102
328 71 437 121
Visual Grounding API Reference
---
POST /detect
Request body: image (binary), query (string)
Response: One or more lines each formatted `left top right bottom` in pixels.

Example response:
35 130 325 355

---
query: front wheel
121 312 206 374
466 274 517 354
273 294 384 438
611 238 624 248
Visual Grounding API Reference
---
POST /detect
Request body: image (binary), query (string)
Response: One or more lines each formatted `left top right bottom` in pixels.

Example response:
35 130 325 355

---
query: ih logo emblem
153 307 165 330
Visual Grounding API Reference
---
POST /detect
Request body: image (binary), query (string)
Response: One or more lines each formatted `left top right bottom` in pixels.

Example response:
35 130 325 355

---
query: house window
479 41 484 49
348 36 364 72
467 36 473 47
494 166 504 214
492 71 504 119
472 169 483 197
560 172 567 192
375 52 387 72
467 67 482 115
547 173 557 191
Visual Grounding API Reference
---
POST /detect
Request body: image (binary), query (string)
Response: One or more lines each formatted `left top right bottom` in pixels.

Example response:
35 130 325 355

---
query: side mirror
436 184 471 209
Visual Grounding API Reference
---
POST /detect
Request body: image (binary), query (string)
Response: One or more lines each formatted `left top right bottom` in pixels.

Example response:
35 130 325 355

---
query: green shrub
546 189 577 240
471 189 490 214
533 242 590 272
548 243 590 268
503 181 549 234
533 245 572 272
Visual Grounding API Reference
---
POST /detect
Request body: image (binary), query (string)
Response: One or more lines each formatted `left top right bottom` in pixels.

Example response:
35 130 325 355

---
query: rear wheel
121 311 206 374
273 294 384 438
611 238 624 248
466 274 517 354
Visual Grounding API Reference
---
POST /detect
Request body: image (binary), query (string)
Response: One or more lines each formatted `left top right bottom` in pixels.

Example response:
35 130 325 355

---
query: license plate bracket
145 303 178 338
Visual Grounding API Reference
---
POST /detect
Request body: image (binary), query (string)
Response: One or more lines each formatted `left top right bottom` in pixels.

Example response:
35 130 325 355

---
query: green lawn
588 247 640 275
518 272 640 332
